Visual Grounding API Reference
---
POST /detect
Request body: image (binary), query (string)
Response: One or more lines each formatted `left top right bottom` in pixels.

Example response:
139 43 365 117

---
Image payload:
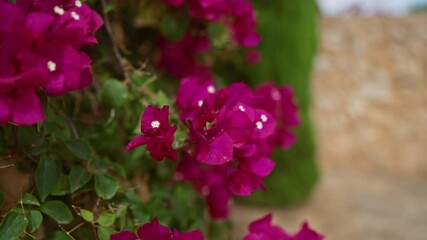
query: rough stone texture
234 13 427 240
312 13 427 178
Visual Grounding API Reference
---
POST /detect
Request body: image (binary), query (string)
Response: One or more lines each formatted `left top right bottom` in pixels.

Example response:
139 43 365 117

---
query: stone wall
312 13 427 178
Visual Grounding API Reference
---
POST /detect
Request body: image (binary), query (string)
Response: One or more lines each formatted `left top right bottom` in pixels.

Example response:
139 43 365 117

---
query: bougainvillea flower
176 155 232 219
17 0 103 44
157 34 211 79
136 218 171 240
110 218 204 240
243 214 324 240
125 106 177 161
254 83 300 149
228 157 275 196
0 90 45 125
231 8 260 47
205 184 231 219
293 222 324 240
0 0 101 125
187 0 225 21
188 92 254 165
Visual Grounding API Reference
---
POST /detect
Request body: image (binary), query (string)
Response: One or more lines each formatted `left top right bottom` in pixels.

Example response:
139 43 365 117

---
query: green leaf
100 79 129 108
35 155 61 202
27 210 43 233
69 166 92 193
27 139 49 156
22 193 40 206
51 176 70 196
71 181 93 199
172 126 189 149
80 209 94 222
97 226 114 240
0 212 29 239
97 213 115 227
110 162 126 178
95 174 119 200
40 200 74 224
156 91 170 108
160 13 189 41
66 139 92 160
208 22 230 48
89 157 111 172
104 3 115 13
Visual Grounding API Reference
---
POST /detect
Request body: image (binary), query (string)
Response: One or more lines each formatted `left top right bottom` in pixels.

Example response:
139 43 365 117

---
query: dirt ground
233 13 427 239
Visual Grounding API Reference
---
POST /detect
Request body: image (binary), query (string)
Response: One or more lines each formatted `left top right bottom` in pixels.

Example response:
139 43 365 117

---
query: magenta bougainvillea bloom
176 155 232 219
110 218 204 240
243 214 324 240
0 0 102 125
158 0 261 78
156 34 212 80
160 0 260 47
126 105 177 161
254 83 300 149
175 79 300 219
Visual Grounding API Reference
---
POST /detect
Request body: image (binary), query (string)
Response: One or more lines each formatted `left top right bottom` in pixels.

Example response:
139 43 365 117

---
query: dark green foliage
40 200 74 224
0 212 28 239
245 0 320 206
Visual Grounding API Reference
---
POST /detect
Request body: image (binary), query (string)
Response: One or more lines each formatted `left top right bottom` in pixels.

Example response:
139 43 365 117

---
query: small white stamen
151 120 160 128
207 85 215 94
47 61 57 72
75 0 82 7
238 105 245 112
271 89 281 101
260 114 268 122
71 11 80 20
54 6 65 15
256 121 263 130
198 100 204 107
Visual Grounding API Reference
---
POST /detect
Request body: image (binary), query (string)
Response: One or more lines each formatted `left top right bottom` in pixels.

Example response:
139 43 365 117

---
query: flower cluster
244 214 324 240
126 77 299 219
174 78 300 218
161 0 260 48
0 0 102 125
156 0 260 79
157 33 212 81
111 218 204 240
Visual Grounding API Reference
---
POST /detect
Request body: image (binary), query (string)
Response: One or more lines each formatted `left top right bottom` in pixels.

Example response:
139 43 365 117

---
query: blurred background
233 0 427 239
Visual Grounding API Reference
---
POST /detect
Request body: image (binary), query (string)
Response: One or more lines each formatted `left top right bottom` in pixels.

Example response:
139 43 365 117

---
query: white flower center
54 6 65 15
75 0 82 7
47 61 57 72
198 100 204 107
260 114 268 122
151 120 160 128
271 89 281 101
256 121 263 130
71 11 80 20
207 85 215 94
238 105 245 112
